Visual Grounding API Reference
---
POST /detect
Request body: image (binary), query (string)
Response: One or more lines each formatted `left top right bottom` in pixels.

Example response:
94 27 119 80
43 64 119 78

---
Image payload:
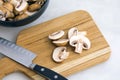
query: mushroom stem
74 40 83 54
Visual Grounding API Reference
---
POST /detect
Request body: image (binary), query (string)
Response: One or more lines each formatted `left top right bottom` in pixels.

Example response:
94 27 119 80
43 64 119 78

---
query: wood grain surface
0 10 111 79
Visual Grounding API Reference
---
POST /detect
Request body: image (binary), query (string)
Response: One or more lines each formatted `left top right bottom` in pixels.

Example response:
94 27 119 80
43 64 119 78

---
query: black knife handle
32 64 68 80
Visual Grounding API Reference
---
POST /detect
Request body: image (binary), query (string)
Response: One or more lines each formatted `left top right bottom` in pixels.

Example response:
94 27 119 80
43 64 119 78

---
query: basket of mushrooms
0 0 49 27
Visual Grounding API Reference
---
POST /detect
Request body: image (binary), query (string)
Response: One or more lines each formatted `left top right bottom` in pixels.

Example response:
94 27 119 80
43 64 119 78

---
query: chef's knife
0 37 68 80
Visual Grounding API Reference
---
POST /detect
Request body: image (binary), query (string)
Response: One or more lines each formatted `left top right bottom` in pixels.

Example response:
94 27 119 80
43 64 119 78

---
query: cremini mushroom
15 13 28 20
3 2 14 12
48 30 65 40
52 39 69 46
52 47 69 62
28 3 41 12
0 6 14 18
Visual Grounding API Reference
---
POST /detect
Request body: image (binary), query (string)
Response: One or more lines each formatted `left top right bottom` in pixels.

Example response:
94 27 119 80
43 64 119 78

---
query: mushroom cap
48 30 65 40
52 47 69 62
68 27 78 39
52 39 69 46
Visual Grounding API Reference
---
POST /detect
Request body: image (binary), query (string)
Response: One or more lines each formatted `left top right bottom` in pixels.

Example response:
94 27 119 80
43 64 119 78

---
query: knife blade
0 37 68 80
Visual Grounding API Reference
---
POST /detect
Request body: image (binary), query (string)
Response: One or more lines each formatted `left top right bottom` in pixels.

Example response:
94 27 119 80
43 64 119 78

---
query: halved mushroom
48 30 65 40
53 39 69 46
69 36 80 47
68 27 78 39
15 0 28 12
69 36 83 53
82 36 91 49
52 47 69 62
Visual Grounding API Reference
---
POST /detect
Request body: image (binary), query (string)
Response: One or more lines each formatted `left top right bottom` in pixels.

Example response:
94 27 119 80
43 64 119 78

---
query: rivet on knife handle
0 37 68 80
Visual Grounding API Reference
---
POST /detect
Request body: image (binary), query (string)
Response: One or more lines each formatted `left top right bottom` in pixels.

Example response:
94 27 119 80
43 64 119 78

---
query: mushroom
52 47 69 62
25 10 36 16
82 36 91 49
0 6 14 18
3 2 14 12
9 0 20 6
74 40 83 53
53 39 69 46
48 30 65 40
69 35 83 53
15 13 28 20
0 0 3 6
28 3 41 12
68 27 78 39
0 10 6 21
68 27 91 53
15 0 28 12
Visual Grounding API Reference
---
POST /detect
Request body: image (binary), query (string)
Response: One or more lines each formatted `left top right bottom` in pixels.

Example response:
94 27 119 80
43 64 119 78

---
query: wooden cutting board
0 10 111 79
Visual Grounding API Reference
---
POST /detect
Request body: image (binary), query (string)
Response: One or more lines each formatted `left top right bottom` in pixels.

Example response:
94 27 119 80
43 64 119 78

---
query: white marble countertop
0 0 120 80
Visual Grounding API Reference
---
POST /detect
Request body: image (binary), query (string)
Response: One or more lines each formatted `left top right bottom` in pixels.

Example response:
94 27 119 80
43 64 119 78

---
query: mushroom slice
53 39 69 46
68 27 78 39
15 0 28 12
48 30 65 40
52 47 69 62
82 36 91 49
69 36 80 47
69 36 83 53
